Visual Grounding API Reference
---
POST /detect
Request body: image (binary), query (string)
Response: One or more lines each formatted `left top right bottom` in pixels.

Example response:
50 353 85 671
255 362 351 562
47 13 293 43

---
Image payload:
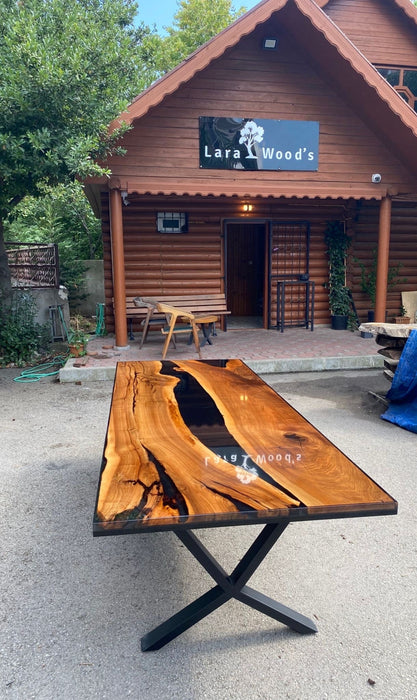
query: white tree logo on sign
239 120 264 159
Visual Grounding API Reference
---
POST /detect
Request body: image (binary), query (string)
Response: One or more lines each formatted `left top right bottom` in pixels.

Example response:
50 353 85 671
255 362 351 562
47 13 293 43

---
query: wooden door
226 224 266 316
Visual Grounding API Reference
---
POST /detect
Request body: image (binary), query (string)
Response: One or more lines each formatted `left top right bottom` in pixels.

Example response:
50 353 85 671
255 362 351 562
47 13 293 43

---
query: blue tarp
381 329 417 433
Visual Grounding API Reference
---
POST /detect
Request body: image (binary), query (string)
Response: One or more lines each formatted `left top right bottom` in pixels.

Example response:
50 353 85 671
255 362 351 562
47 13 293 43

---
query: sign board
199 116 319 171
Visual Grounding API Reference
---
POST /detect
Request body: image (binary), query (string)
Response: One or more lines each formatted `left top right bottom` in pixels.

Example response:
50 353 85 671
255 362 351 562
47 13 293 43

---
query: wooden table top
93 360 397 535
359 322 417 337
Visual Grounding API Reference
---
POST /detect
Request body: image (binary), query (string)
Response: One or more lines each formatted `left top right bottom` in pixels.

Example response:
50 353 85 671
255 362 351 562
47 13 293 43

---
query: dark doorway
225 223 266 327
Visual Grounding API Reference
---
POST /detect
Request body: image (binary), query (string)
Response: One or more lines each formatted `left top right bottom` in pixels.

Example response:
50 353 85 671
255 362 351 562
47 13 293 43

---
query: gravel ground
0 367 415 700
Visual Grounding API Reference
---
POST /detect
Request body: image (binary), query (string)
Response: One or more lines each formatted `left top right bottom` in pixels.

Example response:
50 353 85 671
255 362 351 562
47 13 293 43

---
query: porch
59 325 383 382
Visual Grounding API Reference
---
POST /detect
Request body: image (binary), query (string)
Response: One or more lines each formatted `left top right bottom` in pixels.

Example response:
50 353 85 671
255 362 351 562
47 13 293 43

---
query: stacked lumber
375 335 407 383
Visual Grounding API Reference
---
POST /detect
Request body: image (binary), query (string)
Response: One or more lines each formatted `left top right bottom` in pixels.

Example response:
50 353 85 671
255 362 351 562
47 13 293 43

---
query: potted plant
68 316 89 356
324 221 352 330
394 304 410 324
354 249 406 321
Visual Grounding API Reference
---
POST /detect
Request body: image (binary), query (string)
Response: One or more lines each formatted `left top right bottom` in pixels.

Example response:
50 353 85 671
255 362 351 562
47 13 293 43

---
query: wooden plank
102 193 417 332
325 0 417 65
103 28 417 197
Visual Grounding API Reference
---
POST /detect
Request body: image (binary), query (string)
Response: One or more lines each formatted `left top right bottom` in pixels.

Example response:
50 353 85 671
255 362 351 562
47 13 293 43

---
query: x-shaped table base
141 520 318 651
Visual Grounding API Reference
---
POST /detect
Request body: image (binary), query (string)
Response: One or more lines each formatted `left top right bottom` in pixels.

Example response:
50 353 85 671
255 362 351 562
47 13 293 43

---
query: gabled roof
109 0 417 180
113 0 285 126
318 0 417 29
115 0 417 132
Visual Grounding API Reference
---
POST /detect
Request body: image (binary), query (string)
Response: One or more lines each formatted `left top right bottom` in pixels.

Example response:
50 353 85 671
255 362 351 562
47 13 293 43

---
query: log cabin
84 0 417 348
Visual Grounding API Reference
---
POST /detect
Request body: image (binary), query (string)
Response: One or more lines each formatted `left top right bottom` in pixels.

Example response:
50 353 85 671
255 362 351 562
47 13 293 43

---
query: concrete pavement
1 367 415 699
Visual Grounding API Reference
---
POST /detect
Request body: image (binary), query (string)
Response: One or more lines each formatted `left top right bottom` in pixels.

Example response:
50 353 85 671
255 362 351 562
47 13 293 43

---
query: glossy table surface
93 359 397 536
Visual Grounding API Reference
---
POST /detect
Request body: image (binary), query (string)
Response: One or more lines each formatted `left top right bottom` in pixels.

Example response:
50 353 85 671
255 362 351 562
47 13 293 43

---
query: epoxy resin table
93 360 397 651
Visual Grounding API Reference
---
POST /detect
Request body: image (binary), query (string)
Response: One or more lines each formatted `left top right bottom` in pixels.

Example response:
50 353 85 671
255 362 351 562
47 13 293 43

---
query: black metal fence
5 242 59 288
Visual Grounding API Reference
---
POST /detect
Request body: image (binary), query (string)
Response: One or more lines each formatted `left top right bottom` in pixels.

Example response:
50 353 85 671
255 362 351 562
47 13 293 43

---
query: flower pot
394 316 410 324
69 342 86 357
331 314 348 330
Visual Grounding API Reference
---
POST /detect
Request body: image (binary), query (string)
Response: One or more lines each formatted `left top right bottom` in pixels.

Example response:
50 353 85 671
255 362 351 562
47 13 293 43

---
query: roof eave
318 0 417 28
111 0 287 129
292 0 417 176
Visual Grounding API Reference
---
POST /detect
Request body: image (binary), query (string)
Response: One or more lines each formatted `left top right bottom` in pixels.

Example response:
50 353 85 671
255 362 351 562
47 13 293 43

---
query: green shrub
0 291 50 366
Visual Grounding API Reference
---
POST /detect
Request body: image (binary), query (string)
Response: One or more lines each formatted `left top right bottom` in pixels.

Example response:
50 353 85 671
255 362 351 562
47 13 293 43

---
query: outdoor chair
135 297 163 349
156 302 218 359
401 291 417 325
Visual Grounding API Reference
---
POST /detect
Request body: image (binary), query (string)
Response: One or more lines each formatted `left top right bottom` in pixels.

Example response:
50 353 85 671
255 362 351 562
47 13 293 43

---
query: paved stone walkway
60 326 383 381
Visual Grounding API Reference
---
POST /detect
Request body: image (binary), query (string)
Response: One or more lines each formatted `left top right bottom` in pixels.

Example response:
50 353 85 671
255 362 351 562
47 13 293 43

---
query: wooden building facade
85 0 417 347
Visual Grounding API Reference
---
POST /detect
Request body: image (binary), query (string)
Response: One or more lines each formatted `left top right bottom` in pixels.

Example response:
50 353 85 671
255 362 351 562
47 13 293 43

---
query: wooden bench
121 294 230 344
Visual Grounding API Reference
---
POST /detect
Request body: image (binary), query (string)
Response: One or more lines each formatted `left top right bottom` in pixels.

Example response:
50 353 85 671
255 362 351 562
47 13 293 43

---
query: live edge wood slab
94 359 397 535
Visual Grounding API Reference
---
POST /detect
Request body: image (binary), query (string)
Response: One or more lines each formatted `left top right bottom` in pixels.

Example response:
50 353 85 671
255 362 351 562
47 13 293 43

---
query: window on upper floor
376 67 417 112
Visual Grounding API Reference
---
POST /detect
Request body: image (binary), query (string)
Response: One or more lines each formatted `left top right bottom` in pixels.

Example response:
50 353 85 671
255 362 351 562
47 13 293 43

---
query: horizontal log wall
102 194 417 332
324 0 417 65
102 195 222 333
102 194 351 333
349 200 417 322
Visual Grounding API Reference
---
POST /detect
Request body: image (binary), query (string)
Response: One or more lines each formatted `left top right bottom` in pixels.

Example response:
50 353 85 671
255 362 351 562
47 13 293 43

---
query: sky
135 0 260 34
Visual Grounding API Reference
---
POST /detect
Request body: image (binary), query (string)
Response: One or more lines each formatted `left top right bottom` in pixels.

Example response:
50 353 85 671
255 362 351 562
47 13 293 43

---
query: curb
59 354 384 383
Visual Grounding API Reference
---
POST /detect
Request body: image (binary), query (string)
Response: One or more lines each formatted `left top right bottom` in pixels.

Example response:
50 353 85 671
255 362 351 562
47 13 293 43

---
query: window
377 66 417 112
156 212 188 233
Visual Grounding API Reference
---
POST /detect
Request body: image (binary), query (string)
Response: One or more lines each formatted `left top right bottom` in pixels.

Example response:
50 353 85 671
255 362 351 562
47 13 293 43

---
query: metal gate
268 221 311 329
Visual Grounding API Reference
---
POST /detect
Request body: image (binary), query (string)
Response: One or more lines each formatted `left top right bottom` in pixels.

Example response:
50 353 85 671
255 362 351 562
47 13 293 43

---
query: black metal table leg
141 585 231 651
236 586 317 634
140 521 317 651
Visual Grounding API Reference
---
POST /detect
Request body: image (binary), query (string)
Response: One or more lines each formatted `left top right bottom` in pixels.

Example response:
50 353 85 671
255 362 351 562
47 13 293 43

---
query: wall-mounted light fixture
243 203 253 212
262 37 278 50
121 190 129 206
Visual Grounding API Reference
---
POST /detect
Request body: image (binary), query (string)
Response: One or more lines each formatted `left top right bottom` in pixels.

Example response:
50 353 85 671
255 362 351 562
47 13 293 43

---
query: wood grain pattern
94 360 397 534
101 26 417 197
101 194 417 334
324 0 417 65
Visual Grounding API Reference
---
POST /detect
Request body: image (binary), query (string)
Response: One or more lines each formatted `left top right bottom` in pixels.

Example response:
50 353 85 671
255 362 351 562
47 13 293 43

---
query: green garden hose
13 355 69 382
95 303 106 336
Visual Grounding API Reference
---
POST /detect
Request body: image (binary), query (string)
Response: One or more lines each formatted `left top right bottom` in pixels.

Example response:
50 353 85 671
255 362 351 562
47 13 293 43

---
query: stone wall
71 260 105 316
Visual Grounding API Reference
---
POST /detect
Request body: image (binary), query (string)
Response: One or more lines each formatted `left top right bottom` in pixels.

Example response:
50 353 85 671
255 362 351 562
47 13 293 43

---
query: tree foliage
5 183 101 258
0 0 145 297
4 182 102 297
0 290 50 366
138 0 246 85
0 0 246 303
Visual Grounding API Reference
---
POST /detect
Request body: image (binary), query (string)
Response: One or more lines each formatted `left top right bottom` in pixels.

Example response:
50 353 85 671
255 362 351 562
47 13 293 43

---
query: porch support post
374 195 392 323
109 187 129 349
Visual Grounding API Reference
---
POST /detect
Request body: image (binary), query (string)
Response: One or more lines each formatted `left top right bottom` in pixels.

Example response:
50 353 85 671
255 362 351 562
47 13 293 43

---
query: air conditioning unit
157 212 188 233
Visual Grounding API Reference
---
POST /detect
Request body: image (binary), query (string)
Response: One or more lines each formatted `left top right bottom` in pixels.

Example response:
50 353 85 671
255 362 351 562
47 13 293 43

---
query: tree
138 0 246 84
0 0 145 300
4 181 102 298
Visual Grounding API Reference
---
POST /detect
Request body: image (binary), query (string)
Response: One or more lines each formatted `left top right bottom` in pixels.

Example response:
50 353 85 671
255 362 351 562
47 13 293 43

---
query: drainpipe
374 195 392 323
109 187 129 349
